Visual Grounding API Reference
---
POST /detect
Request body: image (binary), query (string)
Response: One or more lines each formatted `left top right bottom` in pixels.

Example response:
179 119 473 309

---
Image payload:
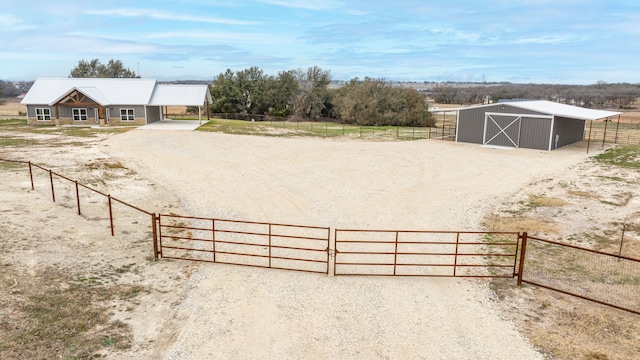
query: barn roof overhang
434 100 622 121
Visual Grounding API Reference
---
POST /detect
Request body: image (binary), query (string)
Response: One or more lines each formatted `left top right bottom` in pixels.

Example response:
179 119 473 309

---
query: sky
1 0 639 84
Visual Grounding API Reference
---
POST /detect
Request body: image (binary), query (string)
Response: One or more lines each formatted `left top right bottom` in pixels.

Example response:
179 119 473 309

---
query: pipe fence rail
2 158 639 315
0 158 158 246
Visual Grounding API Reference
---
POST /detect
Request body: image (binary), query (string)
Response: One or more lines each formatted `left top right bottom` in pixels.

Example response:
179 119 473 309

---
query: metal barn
453 100 621 151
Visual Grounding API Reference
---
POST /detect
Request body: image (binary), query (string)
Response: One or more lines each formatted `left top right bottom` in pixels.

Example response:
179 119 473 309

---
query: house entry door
94 108 99 124
483 113 522 148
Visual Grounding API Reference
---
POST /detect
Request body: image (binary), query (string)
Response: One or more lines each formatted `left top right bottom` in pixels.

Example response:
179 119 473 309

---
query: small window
120 108 135 121
72 108 88 121
36 108 51 121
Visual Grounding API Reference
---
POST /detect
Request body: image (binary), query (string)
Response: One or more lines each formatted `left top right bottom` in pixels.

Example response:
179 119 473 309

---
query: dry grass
527 194 568 207
567 189 602 199
0 266 145 359
483 213 558 235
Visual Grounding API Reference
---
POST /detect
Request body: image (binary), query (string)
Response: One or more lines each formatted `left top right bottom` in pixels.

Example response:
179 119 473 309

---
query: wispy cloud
144 30 292 44
512 34 589 45
85 8 261 26
257 0 344 11
0 14 36 31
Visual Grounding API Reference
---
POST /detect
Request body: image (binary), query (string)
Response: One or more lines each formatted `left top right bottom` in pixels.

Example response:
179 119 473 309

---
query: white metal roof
507 100 622 121
442 100 622 121
21 78 157 105
21 78 211 107
47 86 111 106
148 84 211 106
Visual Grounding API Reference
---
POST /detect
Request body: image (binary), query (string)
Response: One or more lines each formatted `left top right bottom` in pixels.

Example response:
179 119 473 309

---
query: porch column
54 104 61 127
99 107 106 127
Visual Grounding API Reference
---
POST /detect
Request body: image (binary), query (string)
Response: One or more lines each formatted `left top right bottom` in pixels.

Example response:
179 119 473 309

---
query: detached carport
148 84 212 124
447 100 622 152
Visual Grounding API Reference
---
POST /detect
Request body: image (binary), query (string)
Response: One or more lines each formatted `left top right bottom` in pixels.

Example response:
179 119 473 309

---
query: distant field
0 98 25 118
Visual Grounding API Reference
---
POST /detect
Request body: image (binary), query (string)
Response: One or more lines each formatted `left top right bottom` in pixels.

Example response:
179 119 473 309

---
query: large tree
210 67 269 114
263 70 299 117
69 59 139 78
290 66 332 119
333 77 432 127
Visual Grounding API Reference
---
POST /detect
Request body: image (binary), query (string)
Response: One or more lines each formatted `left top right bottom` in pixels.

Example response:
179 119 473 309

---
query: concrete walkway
136 119 205 131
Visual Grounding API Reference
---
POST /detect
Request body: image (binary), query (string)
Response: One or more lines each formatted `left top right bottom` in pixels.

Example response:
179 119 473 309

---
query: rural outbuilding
21 78 212 126
451 100 622 150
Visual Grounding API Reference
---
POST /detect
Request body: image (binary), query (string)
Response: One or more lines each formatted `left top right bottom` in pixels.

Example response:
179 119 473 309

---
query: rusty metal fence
0 158 158 244
158 214 331 274
334 229 520 277
517 234 640 315
2 158 639 315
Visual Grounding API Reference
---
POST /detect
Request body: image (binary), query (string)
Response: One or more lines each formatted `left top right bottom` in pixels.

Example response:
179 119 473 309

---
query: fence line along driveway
3 157 640 316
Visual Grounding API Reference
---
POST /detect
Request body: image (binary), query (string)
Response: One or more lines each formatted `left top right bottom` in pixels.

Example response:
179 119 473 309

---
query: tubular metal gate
158 214 331 274
334 229 520 277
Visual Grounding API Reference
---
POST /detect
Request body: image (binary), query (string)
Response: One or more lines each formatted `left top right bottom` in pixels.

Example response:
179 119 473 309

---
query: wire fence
171 112 458 141
519 234 640 315
585 119 640 146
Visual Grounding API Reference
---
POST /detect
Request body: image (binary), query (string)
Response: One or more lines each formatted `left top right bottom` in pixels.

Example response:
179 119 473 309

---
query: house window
120 108 135 121
72 108 88 121
35 108 51 121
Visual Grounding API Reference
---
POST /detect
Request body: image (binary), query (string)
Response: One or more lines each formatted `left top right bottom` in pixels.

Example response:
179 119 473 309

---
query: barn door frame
483 112 523 148
483 112 554 149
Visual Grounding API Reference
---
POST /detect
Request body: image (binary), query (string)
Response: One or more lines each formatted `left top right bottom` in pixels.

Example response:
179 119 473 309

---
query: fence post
268 224 272 268
326 227 331 276
49 170 55 202
28 161 34 190
107 194 114 236
212 219 216 263
75 180 81 215
151 213 159 260
157 214 163 258
602 119 609 149
333 229 337 276
393 231 399 276
517 232 528 285
453 232 460 276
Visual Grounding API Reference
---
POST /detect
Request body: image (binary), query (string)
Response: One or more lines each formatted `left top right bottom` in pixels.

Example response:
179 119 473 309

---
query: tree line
65 60 433 127
61 58 640 123
208 66 433 127
431 82 640 108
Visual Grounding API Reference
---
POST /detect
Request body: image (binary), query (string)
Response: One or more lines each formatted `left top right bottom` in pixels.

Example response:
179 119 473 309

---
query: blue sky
1 0 639 84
